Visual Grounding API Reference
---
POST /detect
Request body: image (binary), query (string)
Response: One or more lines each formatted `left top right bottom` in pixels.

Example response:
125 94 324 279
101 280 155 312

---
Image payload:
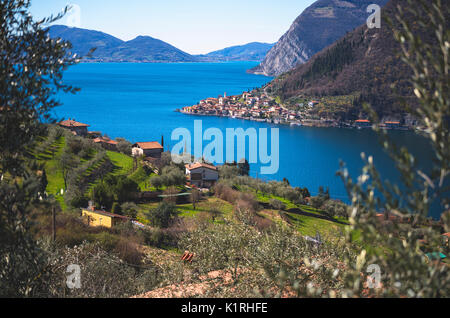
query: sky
30 0 316 55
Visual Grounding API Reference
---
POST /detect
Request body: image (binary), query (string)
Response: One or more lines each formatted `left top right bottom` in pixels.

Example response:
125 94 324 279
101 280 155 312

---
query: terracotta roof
83 209 129 220
94 137 118 145
59 119 90 127
134 142 163 150
185 162 217 171
356 119 370 123
376 213 403 221
443 233 450 238
385 121 400 124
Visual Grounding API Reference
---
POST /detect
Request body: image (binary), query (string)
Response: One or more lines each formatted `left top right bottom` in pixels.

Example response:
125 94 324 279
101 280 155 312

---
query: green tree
59 149 79 191
219 164 240 179
111 202 122 215
0 0 79 297
0 1 79 176
337 0 450 297
116 138 132 155
191 188 201 210
146 202 179 228
150 175 163 190
115 175 139 203
92 182 114 210
121 202 139 219
238 159 250 176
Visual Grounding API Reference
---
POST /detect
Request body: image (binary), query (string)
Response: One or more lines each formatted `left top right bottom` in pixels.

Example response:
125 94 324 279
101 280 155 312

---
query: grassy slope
255 191 348 237
37 136 137 210
137 197 234 225
36 134 346 240
106 151 133 175
129 166 157 191
36 136 66 208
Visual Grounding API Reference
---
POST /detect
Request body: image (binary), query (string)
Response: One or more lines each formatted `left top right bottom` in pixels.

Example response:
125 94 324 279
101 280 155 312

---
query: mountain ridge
196 42 274 62
48 25 197 62
48 25 273 63
249 0 389 76
269 0 447 121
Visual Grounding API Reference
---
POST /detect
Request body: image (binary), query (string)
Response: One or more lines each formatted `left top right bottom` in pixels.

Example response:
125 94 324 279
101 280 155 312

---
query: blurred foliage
336 0 450 297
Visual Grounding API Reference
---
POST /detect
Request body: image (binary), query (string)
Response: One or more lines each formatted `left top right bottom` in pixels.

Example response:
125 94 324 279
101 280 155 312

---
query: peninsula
178 88 413 130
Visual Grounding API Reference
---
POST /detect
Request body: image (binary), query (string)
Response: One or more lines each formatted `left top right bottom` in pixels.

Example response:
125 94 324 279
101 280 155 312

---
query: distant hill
106 36 196 63
197 42 274 62
249 0 389 76
48 25 124 58
270 0 447 121
48 25 198 62
48 26 272 63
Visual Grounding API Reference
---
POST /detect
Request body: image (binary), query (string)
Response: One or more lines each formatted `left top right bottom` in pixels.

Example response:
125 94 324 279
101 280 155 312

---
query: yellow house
82 208 129 228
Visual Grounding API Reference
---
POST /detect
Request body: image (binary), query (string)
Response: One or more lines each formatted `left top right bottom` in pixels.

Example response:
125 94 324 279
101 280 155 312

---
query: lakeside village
178 91 412 130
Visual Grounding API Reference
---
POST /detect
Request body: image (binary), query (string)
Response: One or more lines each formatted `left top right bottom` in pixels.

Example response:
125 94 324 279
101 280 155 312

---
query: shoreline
176 109 413 131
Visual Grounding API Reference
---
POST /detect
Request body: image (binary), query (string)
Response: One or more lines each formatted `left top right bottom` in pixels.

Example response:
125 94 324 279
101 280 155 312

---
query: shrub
111 202 122 215
116 138 132 155
219 164 240 179
214 183 239 203
92 182 114 210
322 200 348 219
114 236 144 265
150 175 163 190
146 202 179 228
43 242 160 298
310 196 326 209
65 190 89 209
161 166 186 187
163 186 179 204
253 215 274 232
121 202 139 219
269 198 286 211
115 176 139 203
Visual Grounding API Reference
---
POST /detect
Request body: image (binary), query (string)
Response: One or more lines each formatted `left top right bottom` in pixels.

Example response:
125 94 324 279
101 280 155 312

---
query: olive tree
0 0 80 297
338 0 450 297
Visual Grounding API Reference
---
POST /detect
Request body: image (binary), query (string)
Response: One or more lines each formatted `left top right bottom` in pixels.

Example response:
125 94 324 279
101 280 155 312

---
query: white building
185 162 219 188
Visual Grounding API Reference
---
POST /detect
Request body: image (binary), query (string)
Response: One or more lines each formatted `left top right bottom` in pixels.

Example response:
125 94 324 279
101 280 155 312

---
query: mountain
106 36 196 63
48 25 197 62
48 26 272 63
270 0 446 121
48 25 124 58
249 0 389 76
197 42 274 62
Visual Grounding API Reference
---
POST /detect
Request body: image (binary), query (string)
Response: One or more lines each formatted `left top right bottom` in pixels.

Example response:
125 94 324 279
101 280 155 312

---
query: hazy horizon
30 0 315 55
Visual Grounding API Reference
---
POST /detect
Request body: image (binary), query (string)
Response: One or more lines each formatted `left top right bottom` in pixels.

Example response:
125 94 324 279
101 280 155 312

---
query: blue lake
55 62 440 218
